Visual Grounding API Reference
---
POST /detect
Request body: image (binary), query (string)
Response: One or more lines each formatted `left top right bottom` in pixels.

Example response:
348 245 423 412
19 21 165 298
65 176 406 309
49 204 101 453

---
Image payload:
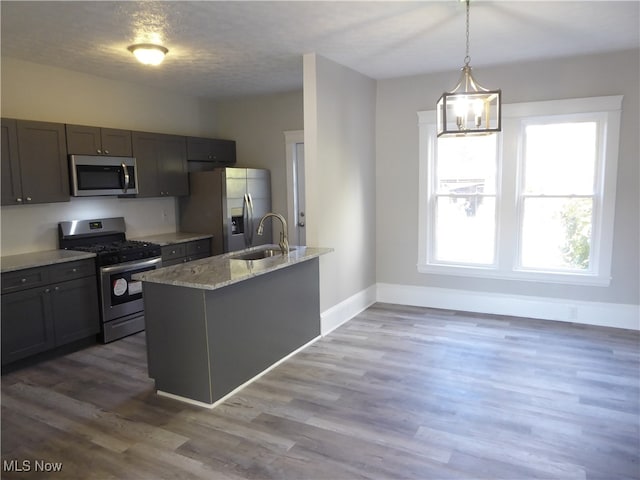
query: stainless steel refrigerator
179 168 272 255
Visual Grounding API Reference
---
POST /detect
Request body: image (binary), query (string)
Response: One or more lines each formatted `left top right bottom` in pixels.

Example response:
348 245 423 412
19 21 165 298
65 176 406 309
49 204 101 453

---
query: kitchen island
133 245 332 407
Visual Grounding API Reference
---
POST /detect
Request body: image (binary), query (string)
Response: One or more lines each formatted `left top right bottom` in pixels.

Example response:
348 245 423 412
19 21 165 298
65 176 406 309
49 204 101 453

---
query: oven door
99 256 162 322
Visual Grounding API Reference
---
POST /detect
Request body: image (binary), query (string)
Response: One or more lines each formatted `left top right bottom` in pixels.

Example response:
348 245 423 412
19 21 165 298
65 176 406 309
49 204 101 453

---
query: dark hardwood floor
2 303 639 479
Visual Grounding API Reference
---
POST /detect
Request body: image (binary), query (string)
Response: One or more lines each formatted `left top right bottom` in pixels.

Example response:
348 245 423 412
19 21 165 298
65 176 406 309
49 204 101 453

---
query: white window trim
417 95 623 286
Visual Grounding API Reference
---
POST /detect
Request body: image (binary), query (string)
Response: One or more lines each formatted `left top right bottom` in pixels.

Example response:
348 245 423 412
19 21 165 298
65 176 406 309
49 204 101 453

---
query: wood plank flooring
2 303 639 479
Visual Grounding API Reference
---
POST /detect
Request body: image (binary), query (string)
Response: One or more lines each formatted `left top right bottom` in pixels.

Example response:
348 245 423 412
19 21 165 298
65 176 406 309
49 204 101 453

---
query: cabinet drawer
50 259 95 283
186 239 211 256
161 244 186 262
1 268 49 293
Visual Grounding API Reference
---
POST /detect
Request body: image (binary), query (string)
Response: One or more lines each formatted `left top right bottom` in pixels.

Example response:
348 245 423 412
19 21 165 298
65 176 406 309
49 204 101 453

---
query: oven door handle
100 256 162 275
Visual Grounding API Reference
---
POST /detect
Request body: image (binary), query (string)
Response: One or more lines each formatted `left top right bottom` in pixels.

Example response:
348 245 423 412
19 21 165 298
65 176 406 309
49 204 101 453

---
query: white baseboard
320 285 377 336
376 283 640 331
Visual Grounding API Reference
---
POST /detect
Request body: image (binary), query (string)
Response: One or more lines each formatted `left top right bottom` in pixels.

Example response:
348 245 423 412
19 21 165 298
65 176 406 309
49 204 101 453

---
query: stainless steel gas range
58 217 162 343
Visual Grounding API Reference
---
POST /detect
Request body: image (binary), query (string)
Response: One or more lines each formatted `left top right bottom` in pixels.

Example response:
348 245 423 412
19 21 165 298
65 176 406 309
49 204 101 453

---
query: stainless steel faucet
257 213 289 255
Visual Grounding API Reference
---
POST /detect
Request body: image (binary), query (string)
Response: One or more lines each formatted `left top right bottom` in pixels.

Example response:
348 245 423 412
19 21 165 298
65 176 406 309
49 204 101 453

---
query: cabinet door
67 125 132 156
186 137 236 165
1 288 55 365
51 276 100 345
16 120 69 204
131 131 160 197
186 137 211 161
1 118 22 206
66 124 102 155
209 139 236 165
157 134 188 196
101 128 132 156
186 239 211 259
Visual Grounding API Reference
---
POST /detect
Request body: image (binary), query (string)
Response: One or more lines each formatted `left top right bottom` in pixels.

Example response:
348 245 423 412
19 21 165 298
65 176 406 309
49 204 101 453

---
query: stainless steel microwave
70 155 139 196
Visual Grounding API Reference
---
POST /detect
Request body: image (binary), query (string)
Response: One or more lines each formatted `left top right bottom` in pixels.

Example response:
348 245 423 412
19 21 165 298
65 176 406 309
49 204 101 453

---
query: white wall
211 91 304 231
303 54 377 332
0 57 217 255
375 50 639 325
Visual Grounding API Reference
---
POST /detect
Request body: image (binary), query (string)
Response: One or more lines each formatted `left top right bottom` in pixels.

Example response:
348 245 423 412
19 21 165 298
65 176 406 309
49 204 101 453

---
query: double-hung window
418 96 622 286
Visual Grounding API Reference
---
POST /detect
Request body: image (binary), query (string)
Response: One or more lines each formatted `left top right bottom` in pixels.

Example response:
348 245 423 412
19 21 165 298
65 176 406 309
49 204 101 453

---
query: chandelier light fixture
127 43 169 66
437 0 501 137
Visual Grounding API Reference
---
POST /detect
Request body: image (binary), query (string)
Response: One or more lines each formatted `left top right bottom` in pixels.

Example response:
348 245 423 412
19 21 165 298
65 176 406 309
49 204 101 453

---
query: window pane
524 122 597 195
435 196 496 264
520 197 593 270
437 135 497 195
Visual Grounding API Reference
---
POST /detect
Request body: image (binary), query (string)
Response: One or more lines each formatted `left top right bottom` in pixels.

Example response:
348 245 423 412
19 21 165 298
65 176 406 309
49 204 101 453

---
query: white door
285 130 306 246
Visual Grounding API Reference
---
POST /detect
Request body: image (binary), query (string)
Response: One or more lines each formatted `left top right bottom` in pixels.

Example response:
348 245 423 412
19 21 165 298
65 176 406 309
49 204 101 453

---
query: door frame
284 130 304 246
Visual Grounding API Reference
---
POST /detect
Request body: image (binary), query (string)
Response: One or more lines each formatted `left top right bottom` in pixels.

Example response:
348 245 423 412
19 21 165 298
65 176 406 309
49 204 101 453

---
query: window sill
417 263 612 287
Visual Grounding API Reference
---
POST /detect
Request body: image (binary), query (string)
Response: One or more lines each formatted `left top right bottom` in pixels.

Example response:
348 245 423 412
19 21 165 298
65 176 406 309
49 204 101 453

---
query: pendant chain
464 0 471 66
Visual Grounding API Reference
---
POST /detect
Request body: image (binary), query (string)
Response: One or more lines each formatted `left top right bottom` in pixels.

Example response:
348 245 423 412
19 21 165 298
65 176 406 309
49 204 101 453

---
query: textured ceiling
1 1 638 100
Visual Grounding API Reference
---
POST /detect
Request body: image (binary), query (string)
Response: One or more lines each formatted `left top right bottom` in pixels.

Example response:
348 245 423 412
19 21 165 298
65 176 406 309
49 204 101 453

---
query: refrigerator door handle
242 194 250 247
247 193 255 246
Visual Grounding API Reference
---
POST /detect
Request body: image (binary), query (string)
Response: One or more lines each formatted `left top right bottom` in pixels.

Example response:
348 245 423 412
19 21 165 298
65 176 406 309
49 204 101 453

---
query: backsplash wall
1 197 177 256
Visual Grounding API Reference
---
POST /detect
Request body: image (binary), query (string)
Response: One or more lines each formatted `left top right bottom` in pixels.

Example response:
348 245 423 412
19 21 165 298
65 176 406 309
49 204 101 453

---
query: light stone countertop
131 232 213 246
1 249 96 273
133 245 332 291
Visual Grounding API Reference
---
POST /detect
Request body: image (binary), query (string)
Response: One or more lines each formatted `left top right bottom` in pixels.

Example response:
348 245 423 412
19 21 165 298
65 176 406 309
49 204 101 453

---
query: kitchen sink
230 247 296 261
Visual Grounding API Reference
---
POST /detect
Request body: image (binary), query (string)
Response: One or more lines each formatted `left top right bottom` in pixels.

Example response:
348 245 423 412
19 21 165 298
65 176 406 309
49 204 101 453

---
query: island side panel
143 283 213 404
205 258 321 402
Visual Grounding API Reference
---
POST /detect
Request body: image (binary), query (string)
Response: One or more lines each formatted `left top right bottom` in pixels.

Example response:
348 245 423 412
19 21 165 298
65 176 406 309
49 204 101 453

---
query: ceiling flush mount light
127 43 168 66
437 0 501 137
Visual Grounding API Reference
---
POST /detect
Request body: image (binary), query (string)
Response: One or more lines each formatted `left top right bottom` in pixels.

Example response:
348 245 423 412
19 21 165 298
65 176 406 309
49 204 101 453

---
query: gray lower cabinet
1 287 55 364
161 239 211 266
1 259 100 366
131 131 189 197
1 118 69 206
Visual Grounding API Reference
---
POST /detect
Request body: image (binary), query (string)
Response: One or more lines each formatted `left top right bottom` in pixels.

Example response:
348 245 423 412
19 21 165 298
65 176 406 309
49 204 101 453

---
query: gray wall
376 49 639 306
304 54 377 316
212 91 304 230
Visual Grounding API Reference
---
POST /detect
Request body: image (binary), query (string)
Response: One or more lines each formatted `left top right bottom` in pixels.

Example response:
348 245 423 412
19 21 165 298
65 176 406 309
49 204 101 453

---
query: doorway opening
284 130 305 246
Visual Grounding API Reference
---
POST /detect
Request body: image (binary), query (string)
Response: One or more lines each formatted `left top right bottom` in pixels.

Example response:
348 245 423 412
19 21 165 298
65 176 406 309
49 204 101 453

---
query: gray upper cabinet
66 124 132 156
186 137 236 165
1 119 69 206
131 131 189 197
1 119 22 206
